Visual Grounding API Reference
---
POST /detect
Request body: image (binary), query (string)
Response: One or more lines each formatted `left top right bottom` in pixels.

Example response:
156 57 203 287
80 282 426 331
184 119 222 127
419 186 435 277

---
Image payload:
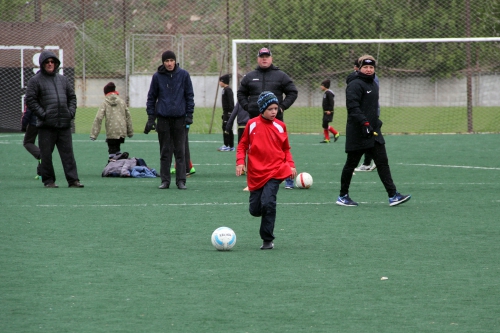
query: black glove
21 126 27 132
185 114 193 125
361 122 374 138
144 115 156 134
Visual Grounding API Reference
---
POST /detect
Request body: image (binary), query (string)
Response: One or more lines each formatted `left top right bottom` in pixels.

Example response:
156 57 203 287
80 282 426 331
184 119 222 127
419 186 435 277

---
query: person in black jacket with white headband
336 55 410 207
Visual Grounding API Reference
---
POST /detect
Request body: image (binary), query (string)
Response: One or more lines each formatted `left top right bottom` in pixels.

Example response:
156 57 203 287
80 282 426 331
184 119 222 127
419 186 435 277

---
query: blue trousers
249 179 281 242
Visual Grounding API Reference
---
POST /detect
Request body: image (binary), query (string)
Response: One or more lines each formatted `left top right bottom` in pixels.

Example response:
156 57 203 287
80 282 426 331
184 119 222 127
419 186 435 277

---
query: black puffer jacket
345 72 384 152
237 64 298 119
25 50 77 129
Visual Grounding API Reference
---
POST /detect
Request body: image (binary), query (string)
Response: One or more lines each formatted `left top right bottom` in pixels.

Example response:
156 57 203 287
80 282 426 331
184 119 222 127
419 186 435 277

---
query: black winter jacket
221 86 234 121
237 64 298 119
345 72 384 152
25 50 77 129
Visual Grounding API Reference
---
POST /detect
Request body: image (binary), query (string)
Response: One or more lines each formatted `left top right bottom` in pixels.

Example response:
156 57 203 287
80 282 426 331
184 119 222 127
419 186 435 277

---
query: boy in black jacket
319 79 340 143
21 105 41 179
218 74 235 151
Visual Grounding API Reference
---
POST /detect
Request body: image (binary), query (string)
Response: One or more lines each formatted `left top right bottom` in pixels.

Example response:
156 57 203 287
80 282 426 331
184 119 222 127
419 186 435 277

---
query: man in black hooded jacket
25 50 83 188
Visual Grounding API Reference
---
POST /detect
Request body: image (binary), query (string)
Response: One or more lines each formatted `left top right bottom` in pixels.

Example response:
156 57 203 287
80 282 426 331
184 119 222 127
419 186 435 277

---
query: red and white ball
295 172 313 189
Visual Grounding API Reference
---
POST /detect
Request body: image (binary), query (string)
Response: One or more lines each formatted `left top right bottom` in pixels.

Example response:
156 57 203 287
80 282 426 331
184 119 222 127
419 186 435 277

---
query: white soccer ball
211 227 237 251
295 172 313 189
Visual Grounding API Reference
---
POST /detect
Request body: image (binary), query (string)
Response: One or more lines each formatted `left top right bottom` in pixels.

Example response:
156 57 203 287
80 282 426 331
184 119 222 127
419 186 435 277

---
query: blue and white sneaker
389 192 411 206
229 147 235 151
284 178 294 189
336 194 358 206
217 145 228 151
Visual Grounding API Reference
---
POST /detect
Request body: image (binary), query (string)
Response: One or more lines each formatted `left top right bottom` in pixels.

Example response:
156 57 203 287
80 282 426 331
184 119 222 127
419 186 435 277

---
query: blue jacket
146 64 194 118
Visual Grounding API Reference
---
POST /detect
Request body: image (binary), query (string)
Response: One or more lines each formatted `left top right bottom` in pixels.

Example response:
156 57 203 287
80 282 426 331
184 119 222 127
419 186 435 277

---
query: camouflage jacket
90 93 133 140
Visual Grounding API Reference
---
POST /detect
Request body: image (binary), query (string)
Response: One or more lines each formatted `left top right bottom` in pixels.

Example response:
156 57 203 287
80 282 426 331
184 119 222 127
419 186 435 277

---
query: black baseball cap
257 47 272 57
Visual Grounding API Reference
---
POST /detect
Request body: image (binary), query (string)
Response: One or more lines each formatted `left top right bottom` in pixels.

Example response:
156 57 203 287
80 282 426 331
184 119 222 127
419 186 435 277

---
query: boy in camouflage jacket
90 82 134 160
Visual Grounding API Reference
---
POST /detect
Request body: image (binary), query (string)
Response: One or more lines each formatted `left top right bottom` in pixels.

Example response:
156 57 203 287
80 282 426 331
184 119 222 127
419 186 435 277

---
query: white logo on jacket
248 121 284 135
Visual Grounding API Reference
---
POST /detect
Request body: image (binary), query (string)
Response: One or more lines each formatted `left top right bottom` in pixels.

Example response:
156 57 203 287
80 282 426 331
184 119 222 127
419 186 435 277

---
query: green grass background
1 132 499 332
74 106 500 136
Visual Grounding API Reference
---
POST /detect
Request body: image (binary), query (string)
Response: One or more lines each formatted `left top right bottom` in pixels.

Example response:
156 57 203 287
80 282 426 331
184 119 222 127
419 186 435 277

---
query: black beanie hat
103 82 116 95
162 50 176 63
321 79 330 88
219 74 230 85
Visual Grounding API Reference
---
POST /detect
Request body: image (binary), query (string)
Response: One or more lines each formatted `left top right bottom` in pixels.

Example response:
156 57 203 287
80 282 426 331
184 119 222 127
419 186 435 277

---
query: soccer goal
232 37 500 134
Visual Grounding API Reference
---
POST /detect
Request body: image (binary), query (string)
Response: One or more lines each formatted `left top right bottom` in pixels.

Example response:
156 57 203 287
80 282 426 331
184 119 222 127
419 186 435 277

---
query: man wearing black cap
218 74 234 151
237 47 298 121
145 50 195 190
237 47 298 189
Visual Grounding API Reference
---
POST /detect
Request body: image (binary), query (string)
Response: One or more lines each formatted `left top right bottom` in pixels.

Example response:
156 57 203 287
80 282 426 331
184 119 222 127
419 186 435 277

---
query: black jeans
185 126 191 173
222 120 234 148
340 142 397 197
23 124 40 160
38 127 79 185
249 179 280 242
157 116 186 185
106 138 124 155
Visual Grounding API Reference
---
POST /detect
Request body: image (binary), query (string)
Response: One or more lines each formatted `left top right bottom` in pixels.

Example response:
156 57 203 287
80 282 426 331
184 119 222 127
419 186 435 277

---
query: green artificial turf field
74 106 500 135
1 132 499 332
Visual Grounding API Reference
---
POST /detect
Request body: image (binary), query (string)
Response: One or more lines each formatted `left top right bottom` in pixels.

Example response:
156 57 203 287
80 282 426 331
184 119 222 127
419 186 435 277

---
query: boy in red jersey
236 91 297 249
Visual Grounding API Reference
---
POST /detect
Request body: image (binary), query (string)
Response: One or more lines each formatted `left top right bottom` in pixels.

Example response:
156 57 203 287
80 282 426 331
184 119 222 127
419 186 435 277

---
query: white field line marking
27 201 388 208
73 139 219 143
0 139 220 144
397 163 500 170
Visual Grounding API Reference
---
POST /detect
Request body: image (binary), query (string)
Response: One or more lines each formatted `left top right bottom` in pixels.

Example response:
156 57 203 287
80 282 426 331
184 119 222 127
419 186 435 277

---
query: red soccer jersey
236 115 295 191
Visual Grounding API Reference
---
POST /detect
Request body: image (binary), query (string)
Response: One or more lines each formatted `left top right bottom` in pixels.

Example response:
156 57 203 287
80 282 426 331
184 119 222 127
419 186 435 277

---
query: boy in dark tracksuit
225 102 249 144
319 79 340 143
218 74 235 151
21 104 41 179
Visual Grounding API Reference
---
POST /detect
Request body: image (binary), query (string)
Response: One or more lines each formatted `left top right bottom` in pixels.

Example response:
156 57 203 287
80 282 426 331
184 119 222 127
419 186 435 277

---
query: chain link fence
1 0 499 134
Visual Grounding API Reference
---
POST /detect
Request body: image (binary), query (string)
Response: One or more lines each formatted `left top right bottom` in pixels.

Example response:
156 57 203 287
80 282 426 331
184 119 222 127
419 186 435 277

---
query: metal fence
1 0 499 133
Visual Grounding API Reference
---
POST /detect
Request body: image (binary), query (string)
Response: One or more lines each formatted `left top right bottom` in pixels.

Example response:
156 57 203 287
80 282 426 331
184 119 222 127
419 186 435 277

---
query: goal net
232 38 500 134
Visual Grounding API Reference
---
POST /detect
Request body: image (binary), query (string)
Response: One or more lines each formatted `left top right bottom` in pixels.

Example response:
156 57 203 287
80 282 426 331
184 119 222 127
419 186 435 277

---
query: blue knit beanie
257 91 278 113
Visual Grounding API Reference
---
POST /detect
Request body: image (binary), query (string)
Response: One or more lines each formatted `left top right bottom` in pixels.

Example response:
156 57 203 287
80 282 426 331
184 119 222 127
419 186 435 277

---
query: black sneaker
158 182 169 189
177 182 187 190
260 241 274 250
44 183 59 188
69 181 84 188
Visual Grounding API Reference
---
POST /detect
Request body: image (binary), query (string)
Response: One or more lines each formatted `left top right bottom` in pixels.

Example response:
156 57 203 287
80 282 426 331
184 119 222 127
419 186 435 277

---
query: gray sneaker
354 164 372 172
